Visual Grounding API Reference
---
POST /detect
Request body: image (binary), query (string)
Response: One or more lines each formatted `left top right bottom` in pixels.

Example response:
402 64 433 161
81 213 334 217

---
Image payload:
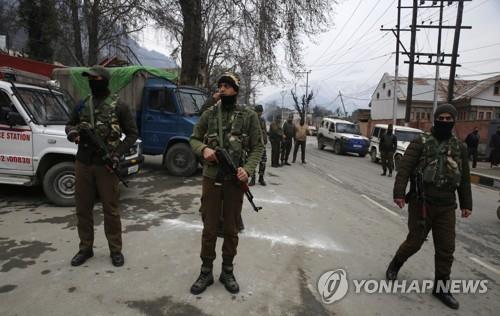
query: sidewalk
470 161 500 189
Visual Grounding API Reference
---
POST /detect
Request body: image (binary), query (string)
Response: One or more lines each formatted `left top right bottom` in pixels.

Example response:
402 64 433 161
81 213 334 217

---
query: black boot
219 265 240 294
71 250 93 266
190 266 214 295
432 279 459 309
248 176 256 186
385 256 403 280
258 175 266 186
388 172 392 177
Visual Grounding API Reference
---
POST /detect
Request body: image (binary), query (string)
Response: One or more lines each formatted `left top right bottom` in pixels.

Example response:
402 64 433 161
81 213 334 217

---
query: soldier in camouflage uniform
189 73 264 295
269 115 284 167
249 104 268 186
66 66 138 267
386 104 472 310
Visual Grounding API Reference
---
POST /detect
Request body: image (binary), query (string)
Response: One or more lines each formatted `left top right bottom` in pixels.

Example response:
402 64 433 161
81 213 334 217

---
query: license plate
353 144 362 148
128 164 139 174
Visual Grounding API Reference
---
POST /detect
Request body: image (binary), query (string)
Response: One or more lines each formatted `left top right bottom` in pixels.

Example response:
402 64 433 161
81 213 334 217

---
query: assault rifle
215 148 262 212
80 128 129 187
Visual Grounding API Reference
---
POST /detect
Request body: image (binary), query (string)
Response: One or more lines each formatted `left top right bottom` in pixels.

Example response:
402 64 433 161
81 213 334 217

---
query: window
494 82 500 96
148 89 164 110
382 83 386 89
416 112 420 120
486 111 492 120
478 111 484 120
373 127 380 137
376 92 380 99
427 113 431 120
0 90 14 124
387 89 391 97
329 123 335 132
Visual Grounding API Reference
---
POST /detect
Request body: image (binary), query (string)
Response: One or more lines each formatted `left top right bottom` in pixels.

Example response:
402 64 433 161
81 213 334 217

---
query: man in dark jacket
465 127 480 168
489 126 500 167
269 115 284 167
379 124 397 177
386 104 472 310
281 114 295 166
66 66 138 267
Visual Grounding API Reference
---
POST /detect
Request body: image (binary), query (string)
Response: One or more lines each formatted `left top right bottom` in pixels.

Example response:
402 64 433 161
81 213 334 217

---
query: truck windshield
177 91 206 115
336 123 360 135
16 88 70 125
395 130 421 142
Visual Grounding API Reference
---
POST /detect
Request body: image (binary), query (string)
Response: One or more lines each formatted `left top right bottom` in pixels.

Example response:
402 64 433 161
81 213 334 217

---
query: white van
0 79 142 206
369 124 423 168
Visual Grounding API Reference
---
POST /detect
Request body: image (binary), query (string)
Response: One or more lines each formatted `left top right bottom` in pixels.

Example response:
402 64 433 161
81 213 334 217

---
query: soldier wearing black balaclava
66 66 138 268
385 104 472 310
379 124 397 176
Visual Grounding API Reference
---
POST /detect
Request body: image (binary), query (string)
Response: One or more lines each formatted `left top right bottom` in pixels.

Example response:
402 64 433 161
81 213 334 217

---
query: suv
369 124 423 168
0 80 143 206
317 118 369 156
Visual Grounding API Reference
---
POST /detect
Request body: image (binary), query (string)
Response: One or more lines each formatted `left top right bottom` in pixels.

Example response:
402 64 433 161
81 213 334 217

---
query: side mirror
6 111 26 126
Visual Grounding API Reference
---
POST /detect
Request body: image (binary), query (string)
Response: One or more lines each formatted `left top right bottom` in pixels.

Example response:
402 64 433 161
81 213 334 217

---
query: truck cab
0 79 142 206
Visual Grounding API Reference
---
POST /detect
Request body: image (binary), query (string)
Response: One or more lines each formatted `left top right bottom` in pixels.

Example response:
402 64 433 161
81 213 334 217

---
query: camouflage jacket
393 133 472 209
66 94 138 164
190 102 264 179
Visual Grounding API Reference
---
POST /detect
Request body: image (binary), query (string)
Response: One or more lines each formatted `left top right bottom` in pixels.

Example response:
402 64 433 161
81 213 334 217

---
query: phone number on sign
0 155 32 164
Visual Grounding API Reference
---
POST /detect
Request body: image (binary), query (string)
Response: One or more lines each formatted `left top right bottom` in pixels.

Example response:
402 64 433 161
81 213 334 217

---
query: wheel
359 152 367 158
394 154 402 171
497 205 500 220
317 136 325 150
43 161 76 206
164 143 198 176
370 148 379 163
334 141 343 155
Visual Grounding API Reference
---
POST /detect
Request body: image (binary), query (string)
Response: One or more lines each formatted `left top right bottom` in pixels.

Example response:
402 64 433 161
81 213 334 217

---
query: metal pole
447 0 465 102
393 0 401 127
405 0 419 124
432 1 444 122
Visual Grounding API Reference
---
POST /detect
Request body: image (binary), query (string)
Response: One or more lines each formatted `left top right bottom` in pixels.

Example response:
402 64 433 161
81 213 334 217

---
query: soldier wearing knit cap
386 103 472 310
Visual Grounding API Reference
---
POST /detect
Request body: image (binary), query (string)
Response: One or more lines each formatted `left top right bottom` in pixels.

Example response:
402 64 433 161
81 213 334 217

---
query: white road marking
361 194 399 217
162 219 345 252
469 256 500 276
327 174 344 184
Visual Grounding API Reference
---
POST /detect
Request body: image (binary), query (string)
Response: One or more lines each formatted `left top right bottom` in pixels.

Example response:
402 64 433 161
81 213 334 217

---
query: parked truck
0 69 143 206
53 66 207 177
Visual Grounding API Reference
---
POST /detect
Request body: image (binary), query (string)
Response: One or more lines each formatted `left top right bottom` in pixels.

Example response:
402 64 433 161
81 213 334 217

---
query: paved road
0 138 499 316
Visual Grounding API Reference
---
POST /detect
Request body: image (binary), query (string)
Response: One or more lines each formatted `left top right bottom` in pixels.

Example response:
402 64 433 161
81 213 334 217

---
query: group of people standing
267 114 310 168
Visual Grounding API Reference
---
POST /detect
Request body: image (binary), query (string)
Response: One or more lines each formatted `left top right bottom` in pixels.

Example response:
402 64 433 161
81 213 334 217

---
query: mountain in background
128 37 177 69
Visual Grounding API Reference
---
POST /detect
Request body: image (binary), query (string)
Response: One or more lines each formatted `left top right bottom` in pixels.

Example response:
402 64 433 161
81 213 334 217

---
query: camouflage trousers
75 160 121 253
394 199 456 279
252 149 267 178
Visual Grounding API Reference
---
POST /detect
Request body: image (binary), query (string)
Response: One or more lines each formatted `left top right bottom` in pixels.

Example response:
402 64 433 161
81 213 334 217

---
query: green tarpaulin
68 66 178 96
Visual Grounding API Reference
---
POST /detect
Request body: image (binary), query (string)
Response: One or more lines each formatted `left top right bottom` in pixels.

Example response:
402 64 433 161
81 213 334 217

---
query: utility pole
447 0 465 102
432 0 444 121
406 0 419 125
399 0 470 125
339 90 347 118
381 0 413 126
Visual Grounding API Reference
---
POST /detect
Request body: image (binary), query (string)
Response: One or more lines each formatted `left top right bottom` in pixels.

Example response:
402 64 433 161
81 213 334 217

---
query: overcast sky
140 0 500 111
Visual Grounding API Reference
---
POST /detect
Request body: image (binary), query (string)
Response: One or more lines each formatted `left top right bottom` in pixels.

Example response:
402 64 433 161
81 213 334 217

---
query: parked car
369 124 423 169
317 118 369 156
0 79 142 206
308 125 317 136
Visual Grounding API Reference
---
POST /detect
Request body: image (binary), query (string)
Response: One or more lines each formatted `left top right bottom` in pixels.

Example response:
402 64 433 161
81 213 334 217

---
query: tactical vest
78 95 122 151
418 133 462 191
204 103 251 166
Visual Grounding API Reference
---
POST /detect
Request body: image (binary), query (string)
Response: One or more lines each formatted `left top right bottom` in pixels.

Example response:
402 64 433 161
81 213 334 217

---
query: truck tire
318 135 325 150
394 154 402 171
334 141 343 155
43 161 76 206
497 205 500 221
370 148 379 163
165 143 198 176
